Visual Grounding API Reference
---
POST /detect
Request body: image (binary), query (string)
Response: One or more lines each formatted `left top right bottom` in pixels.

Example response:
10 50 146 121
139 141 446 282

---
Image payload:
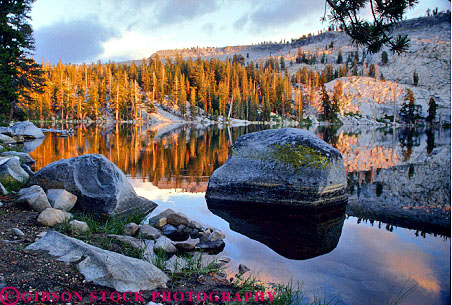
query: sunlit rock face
206 128 347 208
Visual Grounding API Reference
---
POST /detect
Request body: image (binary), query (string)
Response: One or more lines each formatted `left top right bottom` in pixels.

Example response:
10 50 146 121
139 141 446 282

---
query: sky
30 0 451 64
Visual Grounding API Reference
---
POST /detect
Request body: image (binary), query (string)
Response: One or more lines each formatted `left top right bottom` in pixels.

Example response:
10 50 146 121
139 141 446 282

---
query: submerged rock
195 240 225 254
238 264 250 275
26 231 168 292
206 128 347 208
28 154 156 216
0 134 15 144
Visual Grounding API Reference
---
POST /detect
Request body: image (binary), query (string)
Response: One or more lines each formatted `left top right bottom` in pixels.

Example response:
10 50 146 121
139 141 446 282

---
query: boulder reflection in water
207 200 347 260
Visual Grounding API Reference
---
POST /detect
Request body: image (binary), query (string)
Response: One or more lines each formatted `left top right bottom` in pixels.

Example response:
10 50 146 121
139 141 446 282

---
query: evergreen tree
368 64 376 78
332 80 343 113
0 0 44 122
381 51 389 64
426 97 437 124
337 48 343 64
413 71 419 86
321 84 332 122
326 0 418 53
280 56 285 70
399 89 422 124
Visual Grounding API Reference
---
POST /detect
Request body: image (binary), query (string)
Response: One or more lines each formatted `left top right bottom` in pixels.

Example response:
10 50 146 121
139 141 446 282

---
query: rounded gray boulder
205 128 347 208
10 121 45 139
28 154 157 216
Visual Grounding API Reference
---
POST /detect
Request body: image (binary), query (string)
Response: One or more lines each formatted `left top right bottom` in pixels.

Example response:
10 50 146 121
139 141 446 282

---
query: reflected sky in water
134 183 450 305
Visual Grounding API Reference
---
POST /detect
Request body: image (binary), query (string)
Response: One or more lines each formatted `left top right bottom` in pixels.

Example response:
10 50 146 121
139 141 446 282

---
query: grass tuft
72 211 147 235
0 178 26 192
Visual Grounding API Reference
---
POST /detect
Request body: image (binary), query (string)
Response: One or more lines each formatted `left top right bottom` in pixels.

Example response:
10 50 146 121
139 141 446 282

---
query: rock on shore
206 128 347 208
28 154 156 216
26 231 169 292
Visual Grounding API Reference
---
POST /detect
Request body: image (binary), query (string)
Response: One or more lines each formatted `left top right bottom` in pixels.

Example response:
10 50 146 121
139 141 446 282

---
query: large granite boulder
205 128 347 208
28 154 156 216
26 231 169 292
10 121 45 139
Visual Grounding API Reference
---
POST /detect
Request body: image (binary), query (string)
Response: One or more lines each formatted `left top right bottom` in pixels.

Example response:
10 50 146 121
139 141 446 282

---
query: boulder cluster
0 121 45 146
122 208 226 255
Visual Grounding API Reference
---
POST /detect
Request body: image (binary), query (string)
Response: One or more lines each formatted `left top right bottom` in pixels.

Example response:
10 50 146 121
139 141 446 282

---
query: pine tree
0 0 44 122
426 97 437 124
321 84 332 122
399 89 422 124
381 51 389 64
413 71 419 86
280 56 285 70
326 0 418 53
332 80 343 113
368 64 376 78
337 48 343 64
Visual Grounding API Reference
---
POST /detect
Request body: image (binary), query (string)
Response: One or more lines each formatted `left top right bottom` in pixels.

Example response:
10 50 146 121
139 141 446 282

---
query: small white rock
10 228 25 237
209 229 226 242
69 220 89 234
37 208 65 227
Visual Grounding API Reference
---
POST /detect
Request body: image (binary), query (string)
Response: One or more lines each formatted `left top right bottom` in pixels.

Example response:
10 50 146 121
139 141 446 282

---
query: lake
28 123 451 305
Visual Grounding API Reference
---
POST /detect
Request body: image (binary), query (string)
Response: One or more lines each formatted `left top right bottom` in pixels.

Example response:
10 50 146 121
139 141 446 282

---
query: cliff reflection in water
30 124 264 192
29 124 417 190
207 200 346 260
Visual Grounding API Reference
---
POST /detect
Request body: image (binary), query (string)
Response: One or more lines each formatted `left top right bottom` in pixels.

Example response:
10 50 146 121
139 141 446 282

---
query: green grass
228 275 340 305
54 211 148 259
152 248 169 271
150 250 226 288
0 177 26 192
71 211 147 235
160 251 223 287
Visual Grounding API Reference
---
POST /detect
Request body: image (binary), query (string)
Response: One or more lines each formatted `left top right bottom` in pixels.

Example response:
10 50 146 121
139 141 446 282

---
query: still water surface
28 124 450 305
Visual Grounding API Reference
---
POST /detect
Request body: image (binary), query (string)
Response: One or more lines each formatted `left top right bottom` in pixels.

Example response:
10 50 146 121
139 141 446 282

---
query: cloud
240 0 325 33
155 0 220 26
96 0 220 31
34 15 119 64
233 14 250 30
202 22 215 37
